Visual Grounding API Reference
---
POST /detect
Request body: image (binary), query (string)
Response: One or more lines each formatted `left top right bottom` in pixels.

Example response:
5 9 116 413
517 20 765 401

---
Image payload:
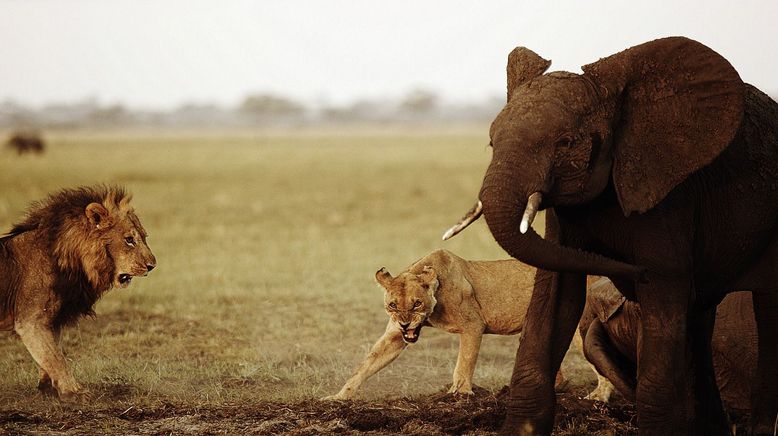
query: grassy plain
0 127 600 433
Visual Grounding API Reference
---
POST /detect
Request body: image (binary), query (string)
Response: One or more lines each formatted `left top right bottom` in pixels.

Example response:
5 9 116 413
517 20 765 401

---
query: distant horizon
1 1 776 110
0 88 505 112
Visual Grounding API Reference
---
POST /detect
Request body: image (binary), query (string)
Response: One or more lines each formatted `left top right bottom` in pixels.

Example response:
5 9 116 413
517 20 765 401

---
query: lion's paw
447 385 475 396
59 389 92 403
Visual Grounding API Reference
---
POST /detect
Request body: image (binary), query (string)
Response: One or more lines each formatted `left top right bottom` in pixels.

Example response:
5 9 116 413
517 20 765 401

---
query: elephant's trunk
480 157 645 281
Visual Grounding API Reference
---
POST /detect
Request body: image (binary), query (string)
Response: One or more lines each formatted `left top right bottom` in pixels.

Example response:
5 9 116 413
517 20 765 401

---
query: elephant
579 278 756 415
444 37 778 435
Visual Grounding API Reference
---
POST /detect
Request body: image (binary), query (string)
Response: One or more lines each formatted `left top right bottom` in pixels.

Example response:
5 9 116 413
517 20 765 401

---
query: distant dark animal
6 132 45 155
0 186 156 400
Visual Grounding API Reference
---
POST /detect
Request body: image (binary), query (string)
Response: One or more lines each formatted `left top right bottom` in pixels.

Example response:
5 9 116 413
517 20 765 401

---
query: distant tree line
0 89 504 129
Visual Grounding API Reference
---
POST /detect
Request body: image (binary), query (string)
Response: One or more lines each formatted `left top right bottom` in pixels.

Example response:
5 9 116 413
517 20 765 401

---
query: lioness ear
375 267 393 288
85 203 113 230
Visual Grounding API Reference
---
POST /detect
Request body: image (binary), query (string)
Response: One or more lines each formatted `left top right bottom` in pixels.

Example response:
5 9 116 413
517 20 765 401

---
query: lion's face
375 266 438 344
85 200 156 289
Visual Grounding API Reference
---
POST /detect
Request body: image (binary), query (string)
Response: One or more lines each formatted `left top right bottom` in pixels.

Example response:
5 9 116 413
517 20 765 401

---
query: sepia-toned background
0 1 775 434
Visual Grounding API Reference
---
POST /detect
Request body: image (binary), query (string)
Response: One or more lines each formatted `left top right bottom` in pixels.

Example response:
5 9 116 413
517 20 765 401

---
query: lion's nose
399 322 410 330
146 263 156 272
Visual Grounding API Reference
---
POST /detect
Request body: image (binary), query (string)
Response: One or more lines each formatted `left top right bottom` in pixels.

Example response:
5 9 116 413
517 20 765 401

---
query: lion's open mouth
118 274 133 287
401 325 422 344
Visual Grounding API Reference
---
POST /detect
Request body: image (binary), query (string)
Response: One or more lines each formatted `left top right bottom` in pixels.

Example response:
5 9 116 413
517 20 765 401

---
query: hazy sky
1 0 776 109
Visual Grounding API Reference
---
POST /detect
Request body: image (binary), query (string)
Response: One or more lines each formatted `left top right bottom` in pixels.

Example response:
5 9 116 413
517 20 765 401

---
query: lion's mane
1 185 130 327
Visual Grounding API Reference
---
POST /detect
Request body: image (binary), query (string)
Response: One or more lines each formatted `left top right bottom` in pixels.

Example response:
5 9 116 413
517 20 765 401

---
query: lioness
325 249 544 400
0 185 156 400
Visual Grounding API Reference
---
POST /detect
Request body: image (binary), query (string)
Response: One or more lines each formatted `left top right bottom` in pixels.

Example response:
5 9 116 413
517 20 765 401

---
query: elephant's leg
634 275 694 436
582 319 636 401
751 290 778 435
688 306 729 435
501 269 586 436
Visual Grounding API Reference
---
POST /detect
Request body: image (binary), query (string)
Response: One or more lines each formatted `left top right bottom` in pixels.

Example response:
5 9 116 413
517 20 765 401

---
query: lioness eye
388 302 397 310
413 300 422 308
125 236 135 246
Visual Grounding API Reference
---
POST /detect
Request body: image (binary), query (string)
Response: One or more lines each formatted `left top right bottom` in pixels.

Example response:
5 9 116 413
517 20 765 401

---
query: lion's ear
375 267 393 288
85 203 113 230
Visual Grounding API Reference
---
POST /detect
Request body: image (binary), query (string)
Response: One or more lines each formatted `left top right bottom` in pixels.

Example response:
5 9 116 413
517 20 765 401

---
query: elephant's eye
413 300 422 308
125 236 136 247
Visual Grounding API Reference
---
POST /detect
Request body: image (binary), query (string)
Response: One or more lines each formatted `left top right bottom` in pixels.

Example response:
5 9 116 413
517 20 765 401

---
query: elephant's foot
499 369 556 436
750 417 777 436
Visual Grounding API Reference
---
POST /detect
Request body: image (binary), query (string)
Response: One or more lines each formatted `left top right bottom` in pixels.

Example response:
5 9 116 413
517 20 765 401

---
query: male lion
0 185 156 400
325 249 557 400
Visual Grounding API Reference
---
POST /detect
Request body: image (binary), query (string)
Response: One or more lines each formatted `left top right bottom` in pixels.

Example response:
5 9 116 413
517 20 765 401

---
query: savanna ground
0 127 638 434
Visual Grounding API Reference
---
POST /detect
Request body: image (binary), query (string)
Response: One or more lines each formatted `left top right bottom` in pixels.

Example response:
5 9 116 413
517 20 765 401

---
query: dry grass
0 127 595 433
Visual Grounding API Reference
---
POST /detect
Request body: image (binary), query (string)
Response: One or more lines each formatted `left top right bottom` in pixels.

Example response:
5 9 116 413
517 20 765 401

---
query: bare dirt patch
0 387 640 435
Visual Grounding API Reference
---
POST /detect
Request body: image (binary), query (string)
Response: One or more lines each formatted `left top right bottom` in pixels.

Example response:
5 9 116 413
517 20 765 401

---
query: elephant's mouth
401 325 422 344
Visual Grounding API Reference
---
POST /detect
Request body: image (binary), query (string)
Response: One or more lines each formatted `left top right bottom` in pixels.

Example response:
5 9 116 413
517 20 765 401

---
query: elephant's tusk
442 201 483 241
520 192 543 234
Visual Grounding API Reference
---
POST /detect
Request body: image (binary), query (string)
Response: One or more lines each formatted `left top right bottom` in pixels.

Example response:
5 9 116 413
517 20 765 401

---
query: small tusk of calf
442 200 483 240
520 192 543 234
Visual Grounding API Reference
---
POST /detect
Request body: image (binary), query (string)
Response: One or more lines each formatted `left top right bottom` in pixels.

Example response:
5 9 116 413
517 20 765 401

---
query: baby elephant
580 278 757 412
325 249 552 400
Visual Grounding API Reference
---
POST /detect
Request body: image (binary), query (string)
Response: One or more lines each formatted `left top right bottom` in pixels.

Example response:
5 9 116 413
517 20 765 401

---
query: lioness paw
59 389 92 403
447 385 474 396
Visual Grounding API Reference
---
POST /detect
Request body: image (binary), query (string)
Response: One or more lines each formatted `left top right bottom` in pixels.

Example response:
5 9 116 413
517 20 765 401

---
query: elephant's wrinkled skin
580 278 757 413
448 37 778 435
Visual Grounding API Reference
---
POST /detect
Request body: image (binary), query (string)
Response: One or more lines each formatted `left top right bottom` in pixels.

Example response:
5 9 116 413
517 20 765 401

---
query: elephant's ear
507 47 551 102
582 37 744 215
589 278 626 323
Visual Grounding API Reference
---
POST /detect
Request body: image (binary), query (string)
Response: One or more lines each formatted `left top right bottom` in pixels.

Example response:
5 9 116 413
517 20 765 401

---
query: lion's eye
413 300 422 308
125 236 135 247
388 302 397 310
